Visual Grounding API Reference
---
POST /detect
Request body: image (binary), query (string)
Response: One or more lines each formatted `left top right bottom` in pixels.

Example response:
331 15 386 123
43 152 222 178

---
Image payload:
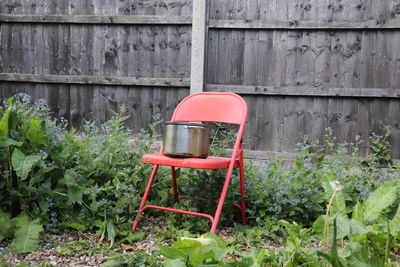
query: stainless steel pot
162 122 211 158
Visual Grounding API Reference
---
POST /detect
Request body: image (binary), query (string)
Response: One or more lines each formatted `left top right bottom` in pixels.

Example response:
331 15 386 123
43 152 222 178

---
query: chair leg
210 165 234 233
239 152 246 225
171 167 179 203
131 165 159 232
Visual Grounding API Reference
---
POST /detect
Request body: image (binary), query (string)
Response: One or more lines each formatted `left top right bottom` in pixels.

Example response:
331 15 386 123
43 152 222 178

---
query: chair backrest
171 92 247 126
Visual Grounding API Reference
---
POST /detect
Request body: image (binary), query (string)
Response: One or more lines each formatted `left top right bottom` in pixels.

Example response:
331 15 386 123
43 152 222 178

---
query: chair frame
131 92 248 233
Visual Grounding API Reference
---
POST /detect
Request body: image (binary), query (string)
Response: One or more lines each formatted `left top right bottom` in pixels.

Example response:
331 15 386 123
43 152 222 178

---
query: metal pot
162 122 211 158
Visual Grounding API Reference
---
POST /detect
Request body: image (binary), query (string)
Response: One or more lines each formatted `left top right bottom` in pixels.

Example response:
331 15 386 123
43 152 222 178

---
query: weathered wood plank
243 30 258 85
390 32 400 89
0 14 192 24
208 18 400 29
388 99 400 159
357 98 371 155
282 97 299 152
0 73 190 87
206 84 400 98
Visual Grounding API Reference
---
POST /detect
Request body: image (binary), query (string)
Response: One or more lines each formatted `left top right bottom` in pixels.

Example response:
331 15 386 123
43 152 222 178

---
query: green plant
0 94 170 250
0 94 74 219
58 110 170 245
313 181 400 266
278 220 319 267
226 248 267 267
0 212 43 253
317 215 344 267
158 233 228 266
369 128 392 166
246 151 324 226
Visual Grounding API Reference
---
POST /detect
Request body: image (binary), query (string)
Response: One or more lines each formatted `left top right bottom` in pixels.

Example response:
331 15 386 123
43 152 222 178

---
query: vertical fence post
190 0 207 94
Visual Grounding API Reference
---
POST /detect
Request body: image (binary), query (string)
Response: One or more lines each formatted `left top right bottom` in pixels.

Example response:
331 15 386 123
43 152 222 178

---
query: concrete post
190 0 207 94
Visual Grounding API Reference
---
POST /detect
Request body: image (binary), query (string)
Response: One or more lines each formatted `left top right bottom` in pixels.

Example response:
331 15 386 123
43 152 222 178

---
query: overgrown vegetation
0 93 399 266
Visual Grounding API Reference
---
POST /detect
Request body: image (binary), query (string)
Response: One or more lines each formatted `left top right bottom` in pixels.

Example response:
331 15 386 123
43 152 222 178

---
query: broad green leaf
107 221 116 247
352 201 364 221
158 246 187 260
164 258 186 267
0 109 10 137
363 183 398 222
9 214 43 253
335 214 351 239
338 242 362 258
312 215 325 238
0 137 23 148
202 232 225 247
187 247 215 265
11 149 41 180
331 190 346 214
167 234 227 265
172 239 203 249
349 219 369 235
0 211 12 242
390 204 400 235
26 118 47 145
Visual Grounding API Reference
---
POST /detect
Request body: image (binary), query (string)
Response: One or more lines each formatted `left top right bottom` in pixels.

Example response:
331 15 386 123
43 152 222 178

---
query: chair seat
142 153 239 169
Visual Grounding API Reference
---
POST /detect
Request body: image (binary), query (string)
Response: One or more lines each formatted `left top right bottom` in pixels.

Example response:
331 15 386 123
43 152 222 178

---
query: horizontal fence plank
206 84 400 98
0 14 192 25
208 19 400 30
0 73 190 87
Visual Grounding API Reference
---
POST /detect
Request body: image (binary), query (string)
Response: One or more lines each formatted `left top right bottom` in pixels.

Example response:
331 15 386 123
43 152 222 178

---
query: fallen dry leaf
121 243 144 252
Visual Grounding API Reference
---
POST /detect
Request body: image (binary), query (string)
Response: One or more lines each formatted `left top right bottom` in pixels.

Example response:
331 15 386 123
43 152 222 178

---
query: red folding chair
131 92 248 233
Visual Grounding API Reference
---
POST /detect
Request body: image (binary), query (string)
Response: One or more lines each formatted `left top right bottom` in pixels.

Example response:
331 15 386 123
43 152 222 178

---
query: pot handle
183 125 210 129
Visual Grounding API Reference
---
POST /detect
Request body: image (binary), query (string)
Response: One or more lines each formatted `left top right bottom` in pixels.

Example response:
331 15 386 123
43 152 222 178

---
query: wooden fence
1 0 400 158
0 0 192 133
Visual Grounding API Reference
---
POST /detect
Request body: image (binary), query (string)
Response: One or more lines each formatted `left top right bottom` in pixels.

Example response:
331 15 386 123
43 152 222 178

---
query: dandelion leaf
349 219 369 235
107 220 116 248
352 201 364 221
9 214 43 253
363 183 398 222
390 204 400 235
335 214 351 240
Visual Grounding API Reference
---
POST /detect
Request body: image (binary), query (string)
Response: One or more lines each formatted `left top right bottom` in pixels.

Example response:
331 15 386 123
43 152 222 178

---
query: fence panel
0 0 192 130
205 0 400 157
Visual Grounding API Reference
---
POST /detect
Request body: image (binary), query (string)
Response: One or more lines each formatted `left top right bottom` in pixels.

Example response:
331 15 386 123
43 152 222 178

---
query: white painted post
190 0 207 94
